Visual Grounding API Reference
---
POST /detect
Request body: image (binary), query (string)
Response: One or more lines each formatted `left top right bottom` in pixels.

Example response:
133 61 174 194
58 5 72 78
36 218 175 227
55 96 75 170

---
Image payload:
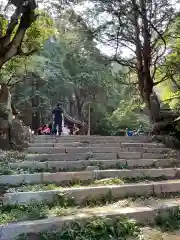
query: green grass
155 207 180 231
0 151 26 162
0 193 76 224
7 184 60 193
92 177 125 185
5 175 170 193
16 216 141 240
0 160 177 175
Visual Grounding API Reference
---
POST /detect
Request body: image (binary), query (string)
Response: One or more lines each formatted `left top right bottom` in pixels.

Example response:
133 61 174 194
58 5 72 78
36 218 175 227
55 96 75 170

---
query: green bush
94 101 149 136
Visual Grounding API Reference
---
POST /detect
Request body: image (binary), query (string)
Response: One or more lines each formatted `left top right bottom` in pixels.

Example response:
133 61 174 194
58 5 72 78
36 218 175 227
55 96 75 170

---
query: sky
74 0 180 58
2 0 180 58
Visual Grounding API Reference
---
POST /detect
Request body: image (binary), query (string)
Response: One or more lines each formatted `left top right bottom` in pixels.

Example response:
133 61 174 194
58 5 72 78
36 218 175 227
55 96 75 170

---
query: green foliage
155 208 180 231
0 11 55 85
155 16 180 112
0 193 76 224
12 19 117 125
17 217 141 240
95 101 149 135
3 6 150 132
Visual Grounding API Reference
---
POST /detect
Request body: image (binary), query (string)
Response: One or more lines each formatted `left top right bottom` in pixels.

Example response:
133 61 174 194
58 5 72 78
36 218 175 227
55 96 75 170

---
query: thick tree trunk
75 92 84 121
0 3 37 70
140 0 154 115
132 0 144 97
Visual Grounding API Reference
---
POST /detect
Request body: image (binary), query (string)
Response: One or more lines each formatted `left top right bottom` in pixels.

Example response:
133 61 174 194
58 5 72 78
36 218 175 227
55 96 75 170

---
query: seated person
73 124 79 135
126 128 133 136
137 125 144 135
41 124 51 135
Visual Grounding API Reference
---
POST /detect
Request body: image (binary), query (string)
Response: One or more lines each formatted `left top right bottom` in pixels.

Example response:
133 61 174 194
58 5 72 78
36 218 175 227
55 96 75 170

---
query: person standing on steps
52 103 64 136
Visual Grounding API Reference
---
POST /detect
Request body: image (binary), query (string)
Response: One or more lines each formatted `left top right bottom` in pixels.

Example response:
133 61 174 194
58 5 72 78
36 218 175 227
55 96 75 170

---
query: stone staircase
1 135 180 239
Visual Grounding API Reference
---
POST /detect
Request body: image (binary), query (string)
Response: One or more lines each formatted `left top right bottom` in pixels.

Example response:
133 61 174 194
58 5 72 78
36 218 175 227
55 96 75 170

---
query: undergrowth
0 193 75 224
155 207 180 231
5 175 170 193
16 216 141 240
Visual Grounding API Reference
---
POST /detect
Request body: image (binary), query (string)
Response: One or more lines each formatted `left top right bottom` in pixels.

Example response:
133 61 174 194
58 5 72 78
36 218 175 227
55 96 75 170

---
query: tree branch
0 5 37 68
17 47 38 56
153 75 168 86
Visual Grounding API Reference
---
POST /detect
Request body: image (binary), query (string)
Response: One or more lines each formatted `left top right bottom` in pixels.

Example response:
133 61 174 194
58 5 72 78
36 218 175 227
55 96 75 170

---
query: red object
42 127 50 134
37 126 43 132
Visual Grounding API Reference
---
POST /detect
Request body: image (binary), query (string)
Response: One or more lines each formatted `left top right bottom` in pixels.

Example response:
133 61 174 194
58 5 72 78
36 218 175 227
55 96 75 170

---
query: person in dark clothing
52 103 63 135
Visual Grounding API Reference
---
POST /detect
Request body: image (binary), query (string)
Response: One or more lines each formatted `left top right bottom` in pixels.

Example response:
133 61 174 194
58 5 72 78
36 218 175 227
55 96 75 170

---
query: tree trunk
31 74 40 130
140 0 154 112
0 4 37 70
131 0 145 100
75 91 84 121
87 103 91 136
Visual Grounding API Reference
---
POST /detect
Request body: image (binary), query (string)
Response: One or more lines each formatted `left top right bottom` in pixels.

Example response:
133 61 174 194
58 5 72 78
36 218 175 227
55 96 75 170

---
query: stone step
27 146 170 154
33 135 152 140
8 158 178 171
0 168 179 186
29 142 165 148
3 180 180 205
1 199 179 240
26 152 167 161
32 136 153 143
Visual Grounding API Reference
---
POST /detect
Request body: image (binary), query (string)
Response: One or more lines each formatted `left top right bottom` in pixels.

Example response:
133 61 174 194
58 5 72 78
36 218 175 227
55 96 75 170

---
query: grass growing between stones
2 190 180 226
7 184 60 193
0 193 76 224
0 151 26 162
16 216 141 240
155 207 180 231
0 160 178 175
5 175 170 193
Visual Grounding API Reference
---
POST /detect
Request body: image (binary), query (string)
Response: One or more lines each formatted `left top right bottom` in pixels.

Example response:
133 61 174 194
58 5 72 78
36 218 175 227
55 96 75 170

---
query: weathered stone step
33 135 152 140
27 146 170 154
1 199 179 240
0 168 178 186
26 152 167 161
8 158 178 172
3 180 180 205
29 142 164 148
32 136 153 143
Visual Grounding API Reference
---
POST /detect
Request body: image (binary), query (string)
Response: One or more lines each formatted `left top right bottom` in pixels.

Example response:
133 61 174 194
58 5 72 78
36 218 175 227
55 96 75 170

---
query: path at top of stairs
1 135 180 240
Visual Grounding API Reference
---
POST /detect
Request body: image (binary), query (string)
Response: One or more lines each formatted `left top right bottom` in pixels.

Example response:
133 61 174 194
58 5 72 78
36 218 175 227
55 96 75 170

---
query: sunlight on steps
0 135 180 240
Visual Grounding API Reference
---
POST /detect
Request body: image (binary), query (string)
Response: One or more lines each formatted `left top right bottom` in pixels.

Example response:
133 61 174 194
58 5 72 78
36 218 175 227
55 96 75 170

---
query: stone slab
121 142 164 148
126 159 176 168
0 173 42 186
143 153 167 159
32 136 153 143
95 168 177 179
26 153 118 161
29 146 170 154
27 147 66 154
117 152 142 159
4 181 180 205
1 168 178 185
9 161 48 169
1 201 179 240
8 158 177 172
153 181 180 195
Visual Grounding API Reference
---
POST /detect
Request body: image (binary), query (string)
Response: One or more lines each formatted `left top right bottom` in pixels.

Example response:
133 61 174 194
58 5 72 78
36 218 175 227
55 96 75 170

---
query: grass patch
89 161 129 170
6 175 170 193
0 193 76 224
7 184 59 193
0 160 177 175
16 216 141 240
92 177 125 185
155 207 180 231
0 151 26 163
91 175 169 186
